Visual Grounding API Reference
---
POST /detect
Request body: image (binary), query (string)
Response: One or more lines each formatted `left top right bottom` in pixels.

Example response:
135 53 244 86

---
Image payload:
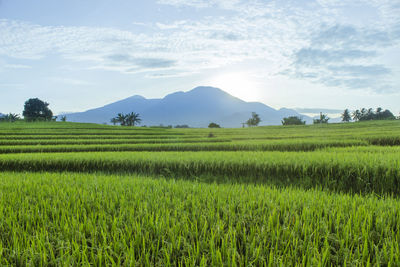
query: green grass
0 172 399 266
0 120 400 265
0 149 399 194
0 139 368 154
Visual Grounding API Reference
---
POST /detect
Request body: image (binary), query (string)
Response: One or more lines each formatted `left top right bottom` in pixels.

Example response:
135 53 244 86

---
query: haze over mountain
64 86 311 127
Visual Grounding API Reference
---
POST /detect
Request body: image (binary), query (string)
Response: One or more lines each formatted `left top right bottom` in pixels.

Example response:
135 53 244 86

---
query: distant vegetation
341 109 351 122
313 112 330 124
282 116 306 125
111 112 141 126
245 112 261 127
208 122 220 128
174 124 190 128
0 113 21 123
23 98 54 122
352 107 395 121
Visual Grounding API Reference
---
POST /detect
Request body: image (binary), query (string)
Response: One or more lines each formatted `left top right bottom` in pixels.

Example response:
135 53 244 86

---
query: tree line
110 113 141 126
0 98 68 123
282 107 397 125
346 107 395 122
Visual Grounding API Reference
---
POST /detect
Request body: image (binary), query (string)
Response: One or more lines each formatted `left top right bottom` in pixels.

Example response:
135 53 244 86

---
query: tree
0 113 20 122
208 122 220 128
110 118 118 125
281 116 305 125
175 125 189 128
112 112 141 126
353 107 395 121
380 109 395 120
22 98 53 121
116 113 127 126
352 110 361 121
313 112 329 124
341 109 351 122
126 112 141 126
60 116 67 122
7 113 20 122
246 112 261 127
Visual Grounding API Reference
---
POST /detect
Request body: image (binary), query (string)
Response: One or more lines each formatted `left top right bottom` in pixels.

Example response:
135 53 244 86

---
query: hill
64 86 311 127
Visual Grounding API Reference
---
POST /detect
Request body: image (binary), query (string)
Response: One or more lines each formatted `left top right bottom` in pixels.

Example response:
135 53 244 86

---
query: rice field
0 120 399 265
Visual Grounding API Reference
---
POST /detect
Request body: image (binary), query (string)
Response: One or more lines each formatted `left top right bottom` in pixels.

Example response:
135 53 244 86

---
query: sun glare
207 72 262 102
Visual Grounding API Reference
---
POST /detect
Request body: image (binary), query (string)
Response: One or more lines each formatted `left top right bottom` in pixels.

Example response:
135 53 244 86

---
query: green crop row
1 120 399 137
0 139 368 154
0 172 399 266
0 137 231 146
366 136 400 146
0 151 399 194
0 131 185 136
0 134 204 140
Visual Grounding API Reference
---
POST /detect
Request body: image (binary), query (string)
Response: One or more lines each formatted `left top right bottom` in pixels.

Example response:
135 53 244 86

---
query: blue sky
0 0 399 116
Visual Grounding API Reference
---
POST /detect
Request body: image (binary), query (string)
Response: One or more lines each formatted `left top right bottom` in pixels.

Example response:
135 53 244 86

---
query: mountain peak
128 95 146 100
189 86 228 95
64 86 312 127
190 86 223 92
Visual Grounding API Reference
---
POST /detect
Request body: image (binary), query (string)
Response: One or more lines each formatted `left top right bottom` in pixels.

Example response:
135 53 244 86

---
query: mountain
64 86 311 127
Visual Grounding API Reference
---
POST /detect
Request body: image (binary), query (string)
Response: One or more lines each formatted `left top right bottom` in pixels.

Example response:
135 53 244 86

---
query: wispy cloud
0 0 399 94
49 77 94 86
285 22 399 92
3 64 32 69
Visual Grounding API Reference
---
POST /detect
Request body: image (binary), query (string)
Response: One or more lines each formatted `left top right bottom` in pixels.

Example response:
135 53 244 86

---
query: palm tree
126 112 141 126
341 109 351 122
313 112 329 124
376 107 383 120
5 113 20 122
352 110 361 121
116 113 127 126
110 118 118 125
366 108 374 120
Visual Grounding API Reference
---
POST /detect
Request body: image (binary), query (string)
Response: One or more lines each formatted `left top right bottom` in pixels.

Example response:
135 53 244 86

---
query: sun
207 72 261 102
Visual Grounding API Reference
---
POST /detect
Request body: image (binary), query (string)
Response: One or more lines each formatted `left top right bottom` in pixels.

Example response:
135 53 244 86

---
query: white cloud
4 64 31 69
49 77 94 86
0 0 399 93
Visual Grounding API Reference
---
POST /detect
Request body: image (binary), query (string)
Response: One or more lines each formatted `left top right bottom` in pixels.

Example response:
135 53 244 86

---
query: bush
208 122 220 128
282 116 305 125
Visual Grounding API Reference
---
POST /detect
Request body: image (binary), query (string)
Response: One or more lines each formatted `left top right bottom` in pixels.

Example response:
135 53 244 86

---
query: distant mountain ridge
64 86 312 127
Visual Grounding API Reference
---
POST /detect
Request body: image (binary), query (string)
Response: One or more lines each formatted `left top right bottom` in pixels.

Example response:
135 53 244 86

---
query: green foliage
208 122 220 128
246 112 261 127
1 148 400 194
113 112 141 126
341 109 351 122
0 113 20 123
22 98 53 121
281 116 305 125
0 172 400 266
352 107 395 121
175 125 190 128
0 120 400 264
313 112 329 124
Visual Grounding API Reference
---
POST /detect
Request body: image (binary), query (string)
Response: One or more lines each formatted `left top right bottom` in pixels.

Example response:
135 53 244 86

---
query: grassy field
0 120 399 265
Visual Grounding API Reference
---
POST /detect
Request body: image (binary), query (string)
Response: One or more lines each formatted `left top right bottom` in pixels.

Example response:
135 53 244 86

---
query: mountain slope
64 86 311 127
